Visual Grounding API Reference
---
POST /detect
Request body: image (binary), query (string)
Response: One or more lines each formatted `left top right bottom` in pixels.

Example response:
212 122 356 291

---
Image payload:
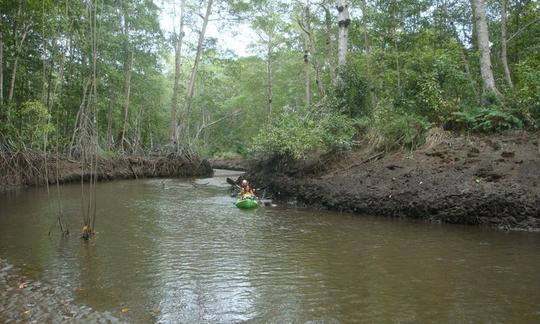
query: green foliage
17 101 55 148
415 72 455 123
512 60 540 125
371 100 431 149
318 113 356 150
0 103 17 141
1 0 539 157
251 112 355 160
334 57 370 117
251 113 322 160
449 106 523 132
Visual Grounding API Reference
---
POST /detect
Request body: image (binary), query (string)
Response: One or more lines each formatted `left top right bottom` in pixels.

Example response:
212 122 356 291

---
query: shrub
371 99 431 149
17 101 55 148
251 114 321 160
318 113 356 150
251 112 355 160
449 106 523 132
512 60 540 126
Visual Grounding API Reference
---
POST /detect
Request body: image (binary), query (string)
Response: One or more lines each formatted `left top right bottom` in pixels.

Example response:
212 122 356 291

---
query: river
1 170 539 322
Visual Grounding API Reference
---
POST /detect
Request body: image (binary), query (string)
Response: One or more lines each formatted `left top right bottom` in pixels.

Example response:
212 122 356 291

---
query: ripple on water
1 178 540 322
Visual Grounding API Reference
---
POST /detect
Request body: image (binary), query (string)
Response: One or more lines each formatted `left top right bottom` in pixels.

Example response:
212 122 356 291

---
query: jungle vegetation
0 0 538 160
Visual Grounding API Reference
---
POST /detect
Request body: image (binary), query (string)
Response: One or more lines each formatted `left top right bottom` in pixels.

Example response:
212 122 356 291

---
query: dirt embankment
247 130 540 230
0 154 213 191
209 158 247 171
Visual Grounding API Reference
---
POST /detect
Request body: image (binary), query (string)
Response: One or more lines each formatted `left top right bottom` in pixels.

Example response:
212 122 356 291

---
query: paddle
226 178 273 206
226 177 240 188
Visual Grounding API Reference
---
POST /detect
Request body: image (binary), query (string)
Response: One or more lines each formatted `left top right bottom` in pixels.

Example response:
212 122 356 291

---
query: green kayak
236 197 258 209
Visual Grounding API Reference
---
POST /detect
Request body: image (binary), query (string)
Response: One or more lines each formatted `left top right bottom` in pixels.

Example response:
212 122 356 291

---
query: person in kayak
240 179 256 199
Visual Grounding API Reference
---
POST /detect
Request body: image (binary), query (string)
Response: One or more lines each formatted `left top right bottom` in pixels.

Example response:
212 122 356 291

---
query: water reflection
1 174 540 322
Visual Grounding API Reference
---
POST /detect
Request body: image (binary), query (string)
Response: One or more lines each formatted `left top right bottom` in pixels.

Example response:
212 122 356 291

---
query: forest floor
246 129 540 231
0 154 212 192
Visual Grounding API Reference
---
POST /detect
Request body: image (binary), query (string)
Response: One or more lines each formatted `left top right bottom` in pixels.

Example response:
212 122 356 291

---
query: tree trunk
303 5 311 106
106 100 113 147
320 4 336 84
359 0 376 107
266 39 273 119
8 3 29 102
120 50 133 150
170 0 186 143
500 0 513 88
301 4 325 98
472 0 502 97
0 31 3 105
394 33 401 95
8 29 29 102
337 0 350 67
182 0 213 138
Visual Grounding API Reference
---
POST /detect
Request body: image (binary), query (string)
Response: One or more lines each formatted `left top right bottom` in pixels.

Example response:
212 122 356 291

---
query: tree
472 0 502 98
500 0 512 88
251 9 285 119
337 0 350 67
170 0 186 143
180 0 214 141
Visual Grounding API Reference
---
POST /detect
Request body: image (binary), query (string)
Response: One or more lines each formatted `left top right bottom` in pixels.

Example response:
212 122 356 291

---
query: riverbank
247 130 540 230
0 154 213 192
208 158 247 171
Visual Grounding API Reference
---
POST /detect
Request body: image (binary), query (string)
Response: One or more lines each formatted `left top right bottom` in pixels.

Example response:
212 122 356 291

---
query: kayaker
240 179 256 199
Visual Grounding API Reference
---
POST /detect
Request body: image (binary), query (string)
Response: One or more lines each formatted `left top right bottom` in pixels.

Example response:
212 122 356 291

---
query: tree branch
507 17 540 43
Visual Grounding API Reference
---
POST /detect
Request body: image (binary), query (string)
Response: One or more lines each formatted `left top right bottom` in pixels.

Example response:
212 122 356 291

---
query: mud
247 130 540 230
209 158 247 171
0 258 123 323
0 155 213 192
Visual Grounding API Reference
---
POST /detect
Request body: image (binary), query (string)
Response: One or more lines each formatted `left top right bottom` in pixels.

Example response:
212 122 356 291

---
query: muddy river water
1 170 539 322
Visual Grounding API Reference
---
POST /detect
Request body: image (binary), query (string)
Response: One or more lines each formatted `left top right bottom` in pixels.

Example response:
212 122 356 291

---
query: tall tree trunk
301 4 325 98
304 46 311 106
0 31 3 105
120 3 132 150
120 50 133 150
182 0 213 138
302 5 311 106
337 0 350 67
8 29 29 102
500 0 513 88
41 16 48 105
170 0 186 143
8 3 29 102
106 100 113 146
451 22 479 101
394 33 401 95
359 0 376 107
320 4 336 84
472 0 502 97
266 39 273 119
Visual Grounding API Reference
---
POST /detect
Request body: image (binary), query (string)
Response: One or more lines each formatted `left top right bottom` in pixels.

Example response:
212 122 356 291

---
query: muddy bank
209 158 247 171
0 258 123 322
0 154 212 192
247 130 540 230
